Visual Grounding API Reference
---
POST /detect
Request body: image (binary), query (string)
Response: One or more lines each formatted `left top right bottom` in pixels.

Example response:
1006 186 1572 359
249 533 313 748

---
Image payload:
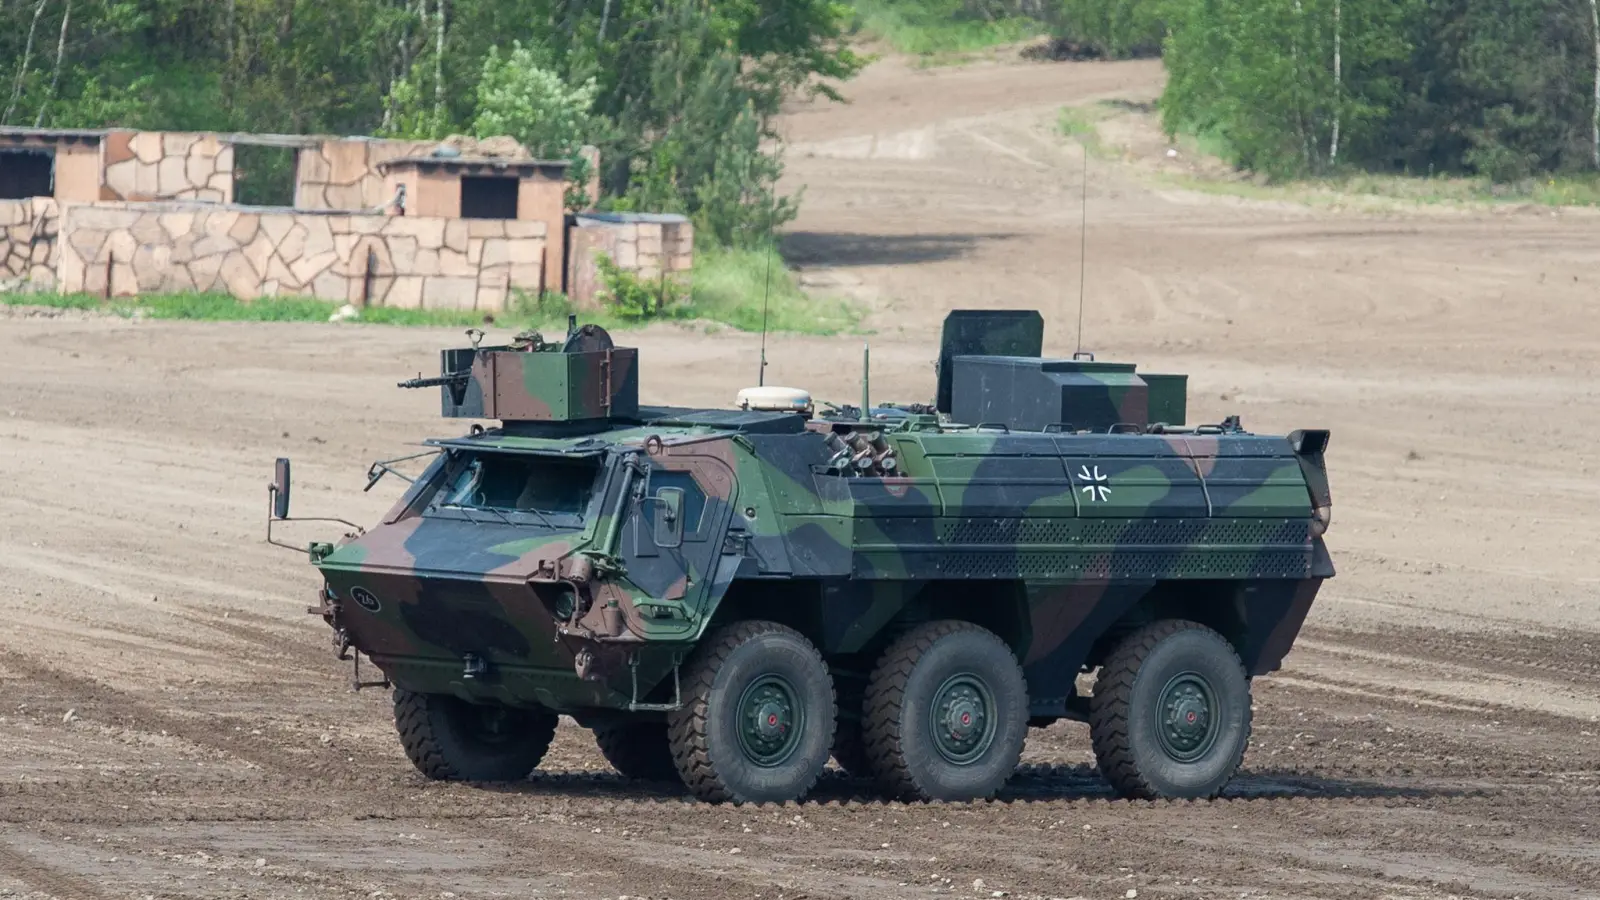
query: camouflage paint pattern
306 314 1334 722
422 342 638 422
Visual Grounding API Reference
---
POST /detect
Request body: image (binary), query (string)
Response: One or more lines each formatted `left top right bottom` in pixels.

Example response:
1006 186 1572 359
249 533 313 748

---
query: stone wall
0 197 59 289
102 131 234 203
567 215 694 309
294 138 437 211
55 202 545 310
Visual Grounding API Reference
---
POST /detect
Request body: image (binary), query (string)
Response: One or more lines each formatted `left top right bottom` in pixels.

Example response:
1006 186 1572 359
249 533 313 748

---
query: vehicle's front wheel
393 689 557 782
1088 620 1252 800
862 621 1029 801
668 621 836 803
594 722 679 781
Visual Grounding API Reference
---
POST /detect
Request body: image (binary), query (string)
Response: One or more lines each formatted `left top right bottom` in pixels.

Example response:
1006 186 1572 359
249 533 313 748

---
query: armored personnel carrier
268 311 1333 804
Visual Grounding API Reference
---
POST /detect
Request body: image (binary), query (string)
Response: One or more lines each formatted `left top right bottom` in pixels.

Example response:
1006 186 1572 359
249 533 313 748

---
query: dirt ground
4 54 1600 900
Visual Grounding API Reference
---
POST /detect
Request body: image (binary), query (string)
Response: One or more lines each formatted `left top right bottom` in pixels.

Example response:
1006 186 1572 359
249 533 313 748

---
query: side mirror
652 486 684 549
272 458 292 519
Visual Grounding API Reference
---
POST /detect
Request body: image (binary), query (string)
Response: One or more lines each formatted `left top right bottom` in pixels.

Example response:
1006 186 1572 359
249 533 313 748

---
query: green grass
679 244 862 335
0 290 586 328
0 244 863 336
1057 106 1108 156
849 0 1044 60
1150 118 1600 211
1165 167 1600 211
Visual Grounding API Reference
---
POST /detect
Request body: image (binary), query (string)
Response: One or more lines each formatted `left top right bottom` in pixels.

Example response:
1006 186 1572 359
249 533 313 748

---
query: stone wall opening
233 144 298 207
460 175 519 219
0 149 53 200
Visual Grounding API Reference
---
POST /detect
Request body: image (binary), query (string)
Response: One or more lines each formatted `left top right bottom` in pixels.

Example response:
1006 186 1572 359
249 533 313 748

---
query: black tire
862 621 1029 802
667 620 836 803
1088 619 1252 800
393 689 557 782
594 722 679 781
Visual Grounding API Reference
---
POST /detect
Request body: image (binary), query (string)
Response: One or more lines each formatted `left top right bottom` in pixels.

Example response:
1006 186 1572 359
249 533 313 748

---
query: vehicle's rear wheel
667 620 836 803
393 689 557 782
594 722 679 781
1088 619 1252 800
862 621 1029 801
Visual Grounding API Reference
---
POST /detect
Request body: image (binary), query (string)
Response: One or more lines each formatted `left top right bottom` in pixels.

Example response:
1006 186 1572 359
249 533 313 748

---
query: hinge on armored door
722 530 752 556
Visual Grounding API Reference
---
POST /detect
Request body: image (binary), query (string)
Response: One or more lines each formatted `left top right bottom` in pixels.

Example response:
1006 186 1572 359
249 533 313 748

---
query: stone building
0 127 691 310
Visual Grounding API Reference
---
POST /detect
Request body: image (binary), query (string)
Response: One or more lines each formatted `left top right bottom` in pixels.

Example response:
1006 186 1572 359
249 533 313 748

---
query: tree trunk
434 0 446 129
33 0 69 127
1330 0 1341 165
1591 0 1599 167
1291 0 1314 169
3 0 49 126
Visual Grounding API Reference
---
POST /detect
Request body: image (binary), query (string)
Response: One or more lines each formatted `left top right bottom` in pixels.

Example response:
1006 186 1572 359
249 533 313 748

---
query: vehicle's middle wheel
667 620 836 803
594 721 679 781
862 620 1029 801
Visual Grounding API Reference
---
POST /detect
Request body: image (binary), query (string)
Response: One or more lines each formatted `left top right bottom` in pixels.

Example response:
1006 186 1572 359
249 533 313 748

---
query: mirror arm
265 489 365 554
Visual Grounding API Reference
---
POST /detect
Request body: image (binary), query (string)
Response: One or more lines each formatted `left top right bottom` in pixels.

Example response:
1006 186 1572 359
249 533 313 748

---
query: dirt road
4 54 1600 900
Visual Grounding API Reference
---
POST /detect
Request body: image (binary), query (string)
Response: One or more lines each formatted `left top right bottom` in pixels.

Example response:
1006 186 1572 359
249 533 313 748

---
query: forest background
2 0 1594 315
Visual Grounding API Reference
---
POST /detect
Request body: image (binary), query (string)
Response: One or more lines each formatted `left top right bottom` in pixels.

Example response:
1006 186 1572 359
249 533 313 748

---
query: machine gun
398 368 473 406
397 369 471 390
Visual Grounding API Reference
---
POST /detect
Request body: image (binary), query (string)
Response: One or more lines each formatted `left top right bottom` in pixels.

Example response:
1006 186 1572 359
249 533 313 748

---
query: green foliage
594 254 689 320
1161 0 1600 182
685 244 862 335
1045 0 1165 57
1164 167 1600 210
378 73 452 142
1 290 616 330
584 243 862 333
470 42 600 208
0 0 860 244
849 0 1046 57
1 250 862 334
1056 105 1106 155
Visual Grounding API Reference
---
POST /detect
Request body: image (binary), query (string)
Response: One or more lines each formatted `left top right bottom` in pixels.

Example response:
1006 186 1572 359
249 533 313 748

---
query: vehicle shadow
779 231 1018 268
468 764 1480 805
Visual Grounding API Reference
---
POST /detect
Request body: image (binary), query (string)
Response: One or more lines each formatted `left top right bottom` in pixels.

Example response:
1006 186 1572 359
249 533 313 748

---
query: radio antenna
758 240 773 386
1075 144 1089 357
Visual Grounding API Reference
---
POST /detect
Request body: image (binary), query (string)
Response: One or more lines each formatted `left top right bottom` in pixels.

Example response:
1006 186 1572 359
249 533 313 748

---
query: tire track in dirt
0 841 116 900
1309 623 1600 684
0 650 389 785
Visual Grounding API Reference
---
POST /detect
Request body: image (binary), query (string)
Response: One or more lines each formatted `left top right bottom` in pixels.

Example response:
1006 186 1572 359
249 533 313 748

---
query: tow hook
462 653 489 680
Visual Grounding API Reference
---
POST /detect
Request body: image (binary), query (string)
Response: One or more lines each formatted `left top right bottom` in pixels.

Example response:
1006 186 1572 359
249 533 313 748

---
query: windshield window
435 453 601 524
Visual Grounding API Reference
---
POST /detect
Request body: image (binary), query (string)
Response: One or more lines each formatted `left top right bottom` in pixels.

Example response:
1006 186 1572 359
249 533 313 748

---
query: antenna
860 342 871 423
1075 143 1089 357
757 241 774 386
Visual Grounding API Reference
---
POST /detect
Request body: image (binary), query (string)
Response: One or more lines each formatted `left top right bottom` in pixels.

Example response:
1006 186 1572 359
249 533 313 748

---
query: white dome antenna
736 386 813 416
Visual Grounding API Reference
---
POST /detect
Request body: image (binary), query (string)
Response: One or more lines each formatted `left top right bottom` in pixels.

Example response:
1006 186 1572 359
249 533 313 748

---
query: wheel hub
737 676 803 767
930 675 996 765
1157 673 1218 761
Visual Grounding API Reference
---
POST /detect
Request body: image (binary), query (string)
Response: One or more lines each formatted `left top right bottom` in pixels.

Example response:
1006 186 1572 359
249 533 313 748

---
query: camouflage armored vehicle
269 311 1333 804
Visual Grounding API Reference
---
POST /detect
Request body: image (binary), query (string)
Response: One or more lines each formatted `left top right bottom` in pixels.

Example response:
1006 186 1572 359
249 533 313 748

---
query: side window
649 470 709 537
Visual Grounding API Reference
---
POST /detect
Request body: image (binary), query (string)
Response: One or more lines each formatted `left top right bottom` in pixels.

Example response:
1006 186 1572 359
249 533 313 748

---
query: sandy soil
4 53 1600 900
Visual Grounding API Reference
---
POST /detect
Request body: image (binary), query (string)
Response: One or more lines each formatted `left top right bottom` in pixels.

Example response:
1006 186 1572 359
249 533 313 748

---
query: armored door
621 449 739 621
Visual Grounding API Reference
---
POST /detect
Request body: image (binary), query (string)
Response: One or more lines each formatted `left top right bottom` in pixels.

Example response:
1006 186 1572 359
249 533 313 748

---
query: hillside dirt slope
2 54 1598 899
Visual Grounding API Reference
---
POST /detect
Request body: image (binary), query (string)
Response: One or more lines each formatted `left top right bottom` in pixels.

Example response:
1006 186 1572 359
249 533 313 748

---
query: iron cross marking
1077 464 1111 502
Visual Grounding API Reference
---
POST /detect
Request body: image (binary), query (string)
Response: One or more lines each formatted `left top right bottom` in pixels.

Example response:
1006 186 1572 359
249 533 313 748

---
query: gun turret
404 325 639 426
